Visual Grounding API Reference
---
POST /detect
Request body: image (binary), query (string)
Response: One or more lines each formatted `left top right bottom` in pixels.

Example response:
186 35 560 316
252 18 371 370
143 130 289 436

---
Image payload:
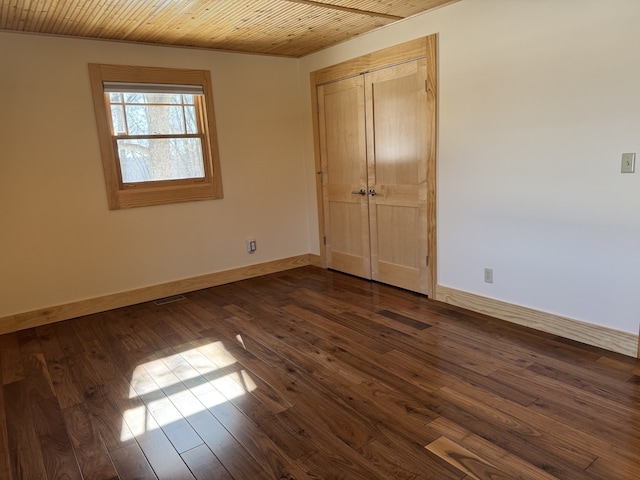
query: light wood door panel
317 76 371 279
366 59 429 294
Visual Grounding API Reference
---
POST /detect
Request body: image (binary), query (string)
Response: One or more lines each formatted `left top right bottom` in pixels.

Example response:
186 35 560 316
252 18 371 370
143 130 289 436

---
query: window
89 64 223 209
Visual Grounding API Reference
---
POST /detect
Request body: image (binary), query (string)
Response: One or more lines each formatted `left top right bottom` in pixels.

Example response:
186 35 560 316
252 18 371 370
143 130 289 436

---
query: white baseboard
0 254 312 335
435 285 638 358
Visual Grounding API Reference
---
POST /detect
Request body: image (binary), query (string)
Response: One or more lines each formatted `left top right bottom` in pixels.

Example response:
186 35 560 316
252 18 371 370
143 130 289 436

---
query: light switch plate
621 153 635 173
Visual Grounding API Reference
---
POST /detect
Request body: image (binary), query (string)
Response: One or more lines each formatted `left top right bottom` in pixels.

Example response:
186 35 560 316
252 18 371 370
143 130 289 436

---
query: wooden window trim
89 64 223 209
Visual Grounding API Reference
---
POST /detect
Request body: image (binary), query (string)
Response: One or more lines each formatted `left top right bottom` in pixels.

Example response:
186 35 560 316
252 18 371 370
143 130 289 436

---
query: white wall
0 33 309 318
299 0 640 335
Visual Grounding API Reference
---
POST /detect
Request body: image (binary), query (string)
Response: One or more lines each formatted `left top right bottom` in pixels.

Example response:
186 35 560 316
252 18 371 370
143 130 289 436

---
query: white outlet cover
621 153 635 173
484 268 493 284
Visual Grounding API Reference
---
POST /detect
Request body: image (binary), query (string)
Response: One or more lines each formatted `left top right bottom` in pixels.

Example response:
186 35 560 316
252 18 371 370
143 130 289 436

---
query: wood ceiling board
0 0 458 56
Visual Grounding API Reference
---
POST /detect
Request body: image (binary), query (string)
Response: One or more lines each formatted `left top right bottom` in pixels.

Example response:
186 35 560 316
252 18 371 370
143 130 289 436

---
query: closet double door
317 58 431 295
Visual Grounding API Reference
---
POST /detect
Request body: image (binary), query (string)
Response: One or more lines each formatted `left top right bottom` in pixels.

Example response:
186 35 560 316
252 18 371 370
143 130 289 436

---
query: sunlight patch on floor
121 340 256 442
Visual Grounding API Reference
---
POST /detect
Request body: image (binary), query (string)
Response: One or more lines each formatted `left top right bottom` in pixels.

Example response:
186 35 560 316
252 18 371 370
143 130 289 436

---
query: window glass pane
168 106 186 134
124 105 188 135
110 105 127 135
117 137 204 183
183 94 195 105
124 92 183 104
125 105 150 135
123 92 145 104
109 92 123 103
185 106 198 134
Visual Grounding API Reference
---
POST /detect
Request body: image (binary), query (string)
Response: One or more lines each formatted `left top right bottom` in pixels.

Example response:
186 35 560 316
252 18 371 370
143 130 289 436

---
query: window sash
106 92 201 137
112 135 208 186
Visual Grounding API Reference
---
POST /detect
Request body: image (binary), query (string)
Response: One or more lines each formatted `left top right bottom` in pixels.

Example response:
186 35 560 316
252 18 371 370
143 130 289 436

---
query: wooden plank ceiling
0 0 457 57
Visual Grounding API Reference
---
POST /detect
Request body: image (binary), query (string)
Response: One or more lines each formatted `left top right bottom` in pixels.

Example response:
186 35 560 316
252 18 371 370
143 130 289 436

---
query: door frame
310 35 438 297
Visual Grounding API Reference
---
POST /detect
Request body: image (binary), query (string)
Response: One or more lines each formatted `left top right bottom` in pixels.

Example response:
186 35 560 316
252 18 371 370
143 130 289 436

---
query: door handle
351 189 366 196
368 189 377 196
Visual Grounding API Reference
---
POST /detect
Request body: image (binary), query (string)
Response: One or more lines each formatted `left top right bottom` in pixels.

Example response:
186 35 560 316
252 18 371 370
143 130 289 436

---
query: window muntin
89 64 223 209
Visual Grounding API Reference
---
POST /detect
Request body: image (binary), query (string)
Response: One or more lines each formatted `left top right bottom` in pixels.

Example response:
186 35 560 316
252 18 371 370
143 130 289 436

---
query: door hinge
425 79 428 92
426 255 429 266
323 236 327 245
317 171 323 182
316 103 320 113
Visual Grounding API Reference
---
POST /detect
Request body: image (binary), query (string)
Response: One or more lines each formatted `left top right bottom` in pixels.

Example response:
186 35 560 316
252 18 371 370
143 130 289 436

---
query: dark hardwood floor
1 266 639 479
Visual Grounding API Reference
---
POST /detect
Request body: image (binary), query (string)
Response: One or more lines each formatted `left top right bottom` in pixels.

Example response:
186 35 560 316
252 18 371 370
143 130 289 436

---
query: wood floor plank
83 339 126 385
490 368 639 446
146 363 272 480
230 320 439 451
63 402 119 480
110 442 157 480
21 352 56 402
53 320 87 356
292 290 499 376
526 360 638 405
4 380 48 479
248 412 317 461
205 399 313 479
376 308 432 330
206 314 375 426
85 382 137 452
32 393 82 461
429 320 558 374
281 303 393 356
437 385 597 471
133 411 196 480
217 304 447 452
0 351 12 480
413 390 596 479
184 408 272 480
36 324 85 409
595 354 639 374
274 405 391 480
420 325 537 373
446 376 640 467
215 319 380 449
359 429 465 480
586 455 640 480
426 436 511 480
303 450 392 480
84 312 139 379
0 333 25 385
1 267 639 479
427 416 566 480
180 444 232 480
37 427 83 480
135 357 205 454
222 305 371 390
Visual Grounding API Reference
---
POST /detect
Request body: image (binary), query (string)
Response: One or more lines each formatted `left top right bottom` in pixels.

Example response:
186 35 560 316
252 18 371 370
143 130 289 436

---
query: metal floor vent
154 294 187 305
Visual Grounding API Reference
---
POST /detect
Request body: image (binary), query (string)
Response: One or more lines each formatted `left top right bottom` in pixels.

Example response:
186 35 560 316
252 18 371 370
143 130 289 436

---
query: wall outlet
484 268 493 284
621 153 635 173
247 239 256 254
